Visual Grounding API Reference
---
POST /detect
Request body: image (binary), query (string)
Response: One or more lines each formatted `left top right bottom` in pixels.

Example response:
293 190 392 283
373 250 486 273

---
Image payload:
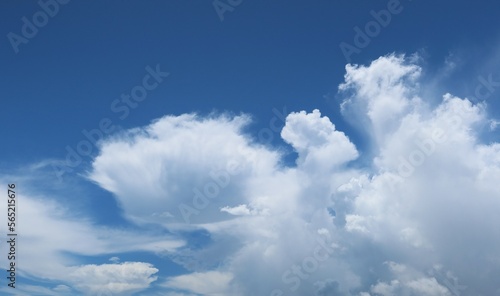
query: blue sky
1 0 500 295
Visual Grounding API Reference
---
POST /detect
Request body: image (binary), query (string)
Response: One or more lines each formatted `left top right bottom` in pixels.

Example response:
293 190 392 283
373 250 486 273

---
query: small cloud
53 284 72 292
109 256 120 263
162 271 233 295
220 204 252 216
68 262 159 295
220 203 269 216
152 211 174 218
490 119 499 130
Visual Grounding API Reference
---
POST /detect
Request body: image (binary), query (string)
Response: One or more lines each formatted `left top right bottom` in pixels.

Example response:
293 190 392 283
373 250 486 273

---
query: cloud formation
85 54 500 295
69 262 159 295
8 53 500 295
90 53 500 295
0 179 182 295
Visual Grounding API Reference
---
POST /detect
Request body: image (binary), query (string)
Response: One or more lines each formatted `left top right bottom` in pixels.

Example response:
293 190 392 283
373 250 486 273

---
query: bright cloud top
281 109 358 170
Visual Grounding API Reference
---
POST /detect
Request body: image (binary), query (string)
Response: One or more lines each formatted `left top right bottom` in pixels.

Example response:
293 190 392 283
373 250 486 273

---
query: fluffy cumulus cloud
281 109 359 170
86 53 500 295
89 113 280 225
68 262 159 295
11 53 500 295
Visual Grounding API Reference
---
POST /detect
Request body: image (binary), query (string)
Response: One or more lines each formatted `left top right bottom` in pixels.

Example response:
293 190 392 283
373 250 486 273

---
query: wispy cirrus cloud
0 175 184 295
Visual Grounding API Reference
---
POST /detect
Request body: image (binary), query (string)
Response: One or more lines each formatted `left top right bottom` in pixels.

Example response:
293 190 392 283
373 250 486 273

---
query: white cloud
339 54 422 144
89 108 362 295
89 113 280 225
365 262 453 296
0 284 73 296
162 271 234 296
220 204 253 216
406 277 451 296
371 280 400 296
109 256 120 263
85 54 500 295
281 109 359 170
0 181 183 295
53 285 72 292
68 262 158 295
